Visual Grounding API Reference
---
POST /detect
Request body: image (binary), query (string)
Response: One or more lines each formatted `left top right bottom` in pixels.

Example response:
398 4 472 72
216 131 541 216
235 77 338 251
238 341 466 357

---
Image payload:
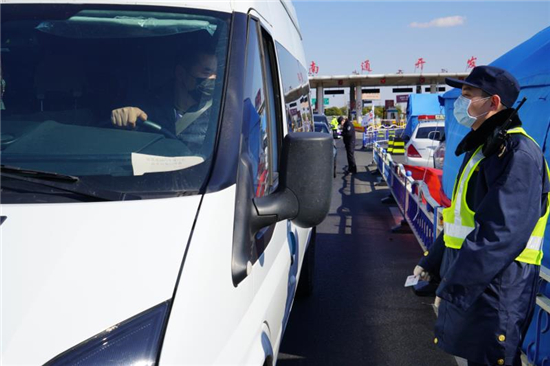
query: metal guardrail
373 142 550 366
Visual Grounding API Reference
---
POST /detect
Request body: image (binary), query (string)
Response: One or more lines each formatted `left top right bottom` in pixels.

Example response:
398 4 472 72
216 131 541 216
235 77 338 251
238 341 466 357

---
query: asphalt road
277 135 456 366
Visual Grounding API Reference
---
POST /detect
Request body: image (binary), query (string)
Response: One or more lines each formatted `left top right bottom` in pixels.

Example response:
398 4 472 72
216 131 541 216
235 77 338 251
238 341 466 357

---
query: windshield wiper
0 164 79 182
0 165 140 201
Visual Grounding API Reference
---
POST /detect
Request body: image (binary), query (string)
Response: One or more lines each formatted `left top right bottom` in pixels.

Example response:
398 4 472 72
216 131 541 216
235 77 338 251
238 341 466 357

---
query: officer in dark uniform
340 116 357 174
414 66 549 366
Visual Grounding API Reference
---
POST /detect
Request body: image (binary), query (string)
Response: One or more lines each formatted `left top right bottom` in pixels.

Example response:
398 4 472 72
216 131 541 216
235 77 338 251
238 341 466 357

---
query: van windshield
1 4 229 202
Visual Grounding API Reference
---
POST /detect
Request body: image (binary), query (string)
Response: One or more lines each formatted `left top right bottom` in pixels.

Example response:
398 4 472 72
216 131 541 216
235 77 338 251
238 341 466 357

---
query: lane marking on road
345 215 352 235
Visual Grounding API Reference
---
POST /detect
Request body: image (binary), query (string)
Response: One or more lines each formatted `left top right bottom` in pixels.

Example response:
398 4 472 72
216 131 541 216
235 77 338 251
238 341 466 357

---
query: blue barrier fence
373 142 441 251
363 128 405 147
391 166 407 213
373 142 550 365
406 190 437 251
523 268 550 366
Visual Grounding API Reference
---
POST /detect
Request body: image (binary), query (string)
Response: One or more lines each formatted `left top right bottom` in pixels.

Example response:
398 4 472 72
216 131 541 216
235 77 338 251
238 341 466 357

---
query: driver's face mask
196 77 215 96
190 77 215 101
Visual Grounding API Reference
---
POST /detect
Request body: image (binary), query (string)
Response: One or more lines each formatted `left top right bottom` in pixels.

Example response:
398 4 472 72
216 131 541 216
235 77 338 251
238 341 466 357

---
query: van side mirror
253 132 333 229
232 132 333 286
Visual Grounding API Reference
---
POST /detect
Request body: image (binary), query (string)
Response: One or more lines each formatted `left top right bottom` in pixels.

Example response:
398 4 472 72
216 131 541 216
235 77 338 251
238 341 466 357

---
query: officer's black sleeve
436 146 544 311
418 232 445 278
342 122 353 139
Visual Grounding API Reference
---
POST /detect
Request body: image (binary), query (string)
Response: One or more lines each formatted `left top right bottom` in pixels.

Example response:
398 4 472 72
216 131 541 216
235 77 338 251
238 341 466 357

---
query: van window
243 19 271 198
1 4 230 202
275 42 313 133
314 115 328 124
242 20 286 259
314 123 330 134
261 29 282 180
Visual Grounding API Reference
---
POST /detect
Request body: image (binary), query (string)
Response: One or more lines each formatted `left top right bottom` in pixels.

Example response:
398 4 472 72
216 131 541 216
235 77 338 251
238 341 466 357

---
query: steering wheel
136 119 179 140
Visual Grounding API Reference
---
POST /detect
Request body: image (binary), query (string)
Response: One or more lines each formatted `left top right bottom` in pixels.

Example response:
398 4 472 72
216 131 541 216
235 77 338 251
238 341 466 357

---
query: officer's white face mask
453 95 491 128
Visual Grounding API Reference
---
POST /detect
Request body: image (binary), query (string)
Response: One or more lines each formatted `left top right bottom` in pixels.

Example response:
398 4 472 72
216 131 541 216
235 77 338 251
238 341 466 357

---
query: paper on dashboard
132 153 204 176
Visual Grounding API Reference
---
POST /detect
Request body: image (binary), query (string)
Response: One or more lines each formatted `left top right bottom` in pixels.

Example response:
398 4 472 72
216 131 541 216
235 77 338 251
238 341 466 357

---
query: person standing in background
340 116 357 174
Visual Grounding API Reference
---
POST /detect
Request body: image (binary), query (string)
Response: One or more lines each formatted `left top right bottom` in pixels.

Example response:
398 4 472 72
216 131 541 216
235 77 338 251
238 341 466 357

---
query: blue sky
294 1 550 107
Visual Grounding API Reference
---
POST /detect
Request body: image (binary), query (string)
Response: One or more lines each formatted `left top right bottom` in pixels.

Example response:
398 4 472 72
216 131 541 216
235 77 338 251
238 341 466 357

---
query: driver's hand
111 107 148 128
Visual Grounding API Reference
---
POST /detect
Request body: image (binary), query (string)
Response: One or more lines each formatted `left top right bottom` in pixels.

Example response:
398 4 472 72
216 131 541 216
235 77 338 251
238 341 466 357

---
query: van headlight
45 301 170 366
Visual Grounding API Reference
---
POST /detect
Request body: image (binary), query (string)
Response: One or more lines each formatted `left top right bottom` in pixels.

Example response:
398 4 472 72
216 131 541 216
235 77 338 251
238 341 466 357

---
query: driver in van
110 43 217 141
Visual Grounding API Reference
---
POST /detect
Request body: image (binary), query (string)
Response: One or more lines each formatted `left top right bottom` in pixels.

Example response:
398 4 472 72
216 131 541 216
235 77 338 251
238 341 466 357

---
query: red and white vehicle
404 115 445 168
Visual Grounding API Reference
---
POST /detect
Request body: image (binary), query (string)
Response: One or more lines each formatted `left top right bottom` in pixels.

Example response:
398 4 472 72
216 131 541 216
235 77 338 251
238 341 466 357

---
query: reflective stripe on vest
443 127 548 265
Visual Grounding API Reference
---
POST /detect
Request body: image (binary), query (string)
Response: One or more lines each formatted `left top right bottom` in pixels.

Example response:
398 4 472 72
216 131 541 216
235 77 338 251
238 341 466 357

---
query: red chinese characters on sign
309 61 319 75
361 60 372 73
415 58 426 72
467 56 477 69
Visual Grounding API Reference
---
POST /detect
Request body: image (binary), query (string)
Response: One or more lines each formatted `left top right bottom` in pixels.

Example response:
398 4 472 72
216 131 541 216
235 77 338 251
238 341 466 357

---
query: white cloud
410 16 466 28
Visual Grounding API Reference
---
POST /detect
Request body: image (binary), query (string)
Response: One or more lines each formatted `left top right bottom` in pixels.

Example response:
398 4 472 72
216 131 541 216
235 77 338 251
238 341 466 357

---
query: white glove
413 265 431 282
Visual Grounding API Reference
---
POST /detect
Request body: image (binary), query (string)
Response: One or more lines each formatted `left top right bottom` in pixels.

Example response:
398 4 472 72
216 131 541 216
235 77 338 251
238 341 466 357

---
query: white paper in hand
404 275 419 287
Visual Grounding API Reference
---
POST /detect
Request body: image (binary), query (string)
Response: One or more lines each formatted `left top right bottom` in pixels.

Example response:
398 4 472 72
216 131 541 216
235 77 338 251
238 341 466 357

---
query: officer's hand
433 296 442 316
111 107 148 128
413 265 431 282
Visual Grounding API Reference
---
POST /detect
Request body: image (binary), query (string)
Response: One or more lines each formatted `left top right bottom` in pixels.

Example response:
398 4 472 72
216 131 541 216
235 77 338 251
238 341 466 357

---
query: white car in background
404 121 445 168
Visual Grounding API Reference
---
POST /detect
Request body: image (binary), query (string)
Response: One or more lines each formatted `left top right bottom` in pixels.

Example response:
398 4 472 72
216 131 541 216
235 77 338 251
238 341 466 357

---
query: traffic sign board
312 98 329 105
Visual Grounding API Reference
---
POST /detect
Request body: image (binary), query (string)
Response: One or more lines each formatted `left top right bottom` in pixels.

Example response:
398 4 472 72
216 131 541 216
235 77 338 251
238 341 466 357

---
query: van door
243 17 295 355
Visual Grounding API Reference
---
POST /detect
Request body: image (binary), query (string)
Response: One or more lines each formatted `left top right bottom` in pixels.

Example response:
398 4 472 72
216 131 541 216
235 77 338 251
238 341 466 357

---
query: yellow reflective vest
330 117 338 130
443 127 548 265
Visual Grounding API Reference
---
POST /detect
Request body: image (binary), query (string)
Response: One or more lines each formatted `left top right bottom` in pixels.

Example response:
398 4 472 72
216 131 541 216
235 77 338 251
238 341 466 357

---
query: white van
0 2 333 365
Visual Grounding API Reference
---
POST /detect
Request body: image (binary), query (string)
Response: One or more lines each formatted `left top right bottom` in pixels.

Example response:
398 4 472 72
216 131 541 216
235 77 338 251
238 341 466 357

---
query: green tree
324 106 342 116
363 106 375 115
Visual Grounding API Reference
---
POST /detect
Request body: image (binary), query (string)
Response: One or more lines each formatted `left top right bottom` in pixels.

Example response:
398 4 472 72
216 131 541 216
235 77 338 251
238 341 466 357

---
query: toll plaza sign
396 94 409 103
362 92 380 100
